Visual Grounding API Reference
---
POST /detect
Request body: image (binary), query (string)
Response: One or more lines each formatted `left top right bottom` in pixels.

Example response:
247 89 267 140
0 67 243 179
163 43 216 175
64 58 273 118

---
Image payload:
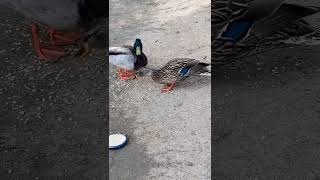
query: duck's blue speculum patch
221 20 253 42
179 67 190 76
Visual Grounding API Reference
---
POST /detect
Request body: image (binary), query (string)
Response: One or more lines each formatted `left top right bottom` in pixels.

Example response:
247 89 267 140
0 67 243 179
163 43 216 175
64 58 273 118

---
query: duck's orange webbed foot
161 82 176 93
46 28 80 46
31 23 65 61
118 69 137 81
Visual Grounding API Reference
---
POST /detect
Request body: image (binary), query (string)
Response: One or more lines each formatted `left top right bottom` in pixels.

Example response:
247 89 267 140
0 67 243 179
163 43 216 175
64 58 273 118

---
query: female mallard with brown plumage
213 0 320 65
139 58 211 92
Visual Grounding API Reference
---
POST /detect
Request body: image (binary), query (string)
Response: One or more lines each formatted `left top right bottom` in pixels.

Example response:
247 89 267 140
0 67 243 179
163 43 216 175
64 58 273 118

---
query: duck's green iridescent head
133 38 143 56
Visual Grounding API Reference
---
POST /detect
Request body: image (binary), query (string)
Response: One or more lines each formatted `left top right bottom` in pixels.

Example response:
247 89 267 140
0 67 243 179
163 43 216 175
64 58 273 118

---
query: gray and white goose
0 0 107 61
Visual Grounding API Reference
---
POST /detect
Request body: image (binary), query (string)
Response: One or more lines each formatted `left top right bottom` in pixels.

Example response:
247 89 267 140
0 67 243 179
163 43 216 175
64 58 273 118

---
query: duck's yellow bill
136 47 141 55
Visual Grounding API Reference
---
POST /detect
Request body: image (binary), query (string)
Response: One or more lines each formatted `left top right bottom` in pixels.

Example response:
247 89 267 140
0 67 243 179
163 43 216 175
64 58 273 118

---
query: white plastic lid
109 133 128 149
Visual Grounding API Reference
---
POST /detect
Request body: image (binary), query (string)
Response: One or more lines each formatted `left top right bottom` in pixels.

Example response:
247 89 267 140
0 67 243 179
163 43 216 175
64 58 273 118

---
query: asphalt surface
214 0 320 179
2 0 320 179
109 0 211 179
0 6 108 180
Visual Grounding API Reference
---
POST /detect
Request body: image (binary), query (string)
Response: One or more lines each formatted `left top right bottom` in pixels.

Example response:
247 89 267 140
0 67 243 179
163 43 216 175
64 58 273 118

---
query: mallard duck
212 0 320 65
109 39 148 81
0 0 107 61
139 58 211 93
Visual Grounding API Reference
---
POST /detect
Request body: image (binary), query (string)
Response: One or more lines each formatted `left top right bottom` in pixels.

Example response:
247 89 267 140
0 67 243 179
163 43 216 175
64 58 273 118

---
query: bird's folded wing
108 46 132 55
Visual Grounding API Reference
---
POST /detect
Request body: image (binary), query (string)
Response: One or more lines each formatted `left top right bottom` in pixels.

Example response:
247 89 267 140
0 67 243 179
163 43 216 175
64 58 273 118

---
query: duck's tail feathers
278 19 320 46
199 72 211 76
108 46 131 55
192 62 211 76
248 3 320 41
199 64 211 76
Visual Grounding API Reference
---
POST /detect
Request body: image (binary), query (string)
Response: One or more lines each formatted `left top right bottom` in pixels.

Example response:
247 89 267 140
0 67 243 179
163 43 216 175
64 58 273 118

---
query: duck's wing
212 0 285 39
109 46 136 70
151 58 196 83
213 3 320 66
278 19 320 46
109 54 136 70
108 46 133 55
240 0 285 21
163 58 199 70
212 0 287 24
212 0 251 25
214 2 319 42
248 3 320 40
212 0 253 38
169 59 210 76
158 58 210 82
164 58 203 77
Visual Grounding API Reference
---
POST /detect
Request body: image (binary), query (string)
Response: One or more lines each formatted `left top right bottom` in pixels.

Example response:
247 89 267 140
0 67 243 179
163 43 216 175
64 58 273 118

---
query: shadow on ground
0 7 108 180
213 45 320 179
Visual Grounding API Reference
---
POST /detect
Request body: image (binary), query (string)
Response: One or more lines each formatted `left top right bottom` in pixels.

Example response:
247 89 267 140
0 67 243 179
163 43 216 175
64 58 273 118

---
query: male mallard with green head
109 39 148 81
139 58 211 93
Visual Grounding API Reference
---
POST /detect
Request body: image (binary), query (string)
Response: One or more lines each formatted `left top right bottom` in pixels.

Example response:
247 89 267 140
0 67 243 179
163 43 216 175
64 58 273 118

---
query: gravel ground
109 0 211 179
0 6 108 180
2 0 320 179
